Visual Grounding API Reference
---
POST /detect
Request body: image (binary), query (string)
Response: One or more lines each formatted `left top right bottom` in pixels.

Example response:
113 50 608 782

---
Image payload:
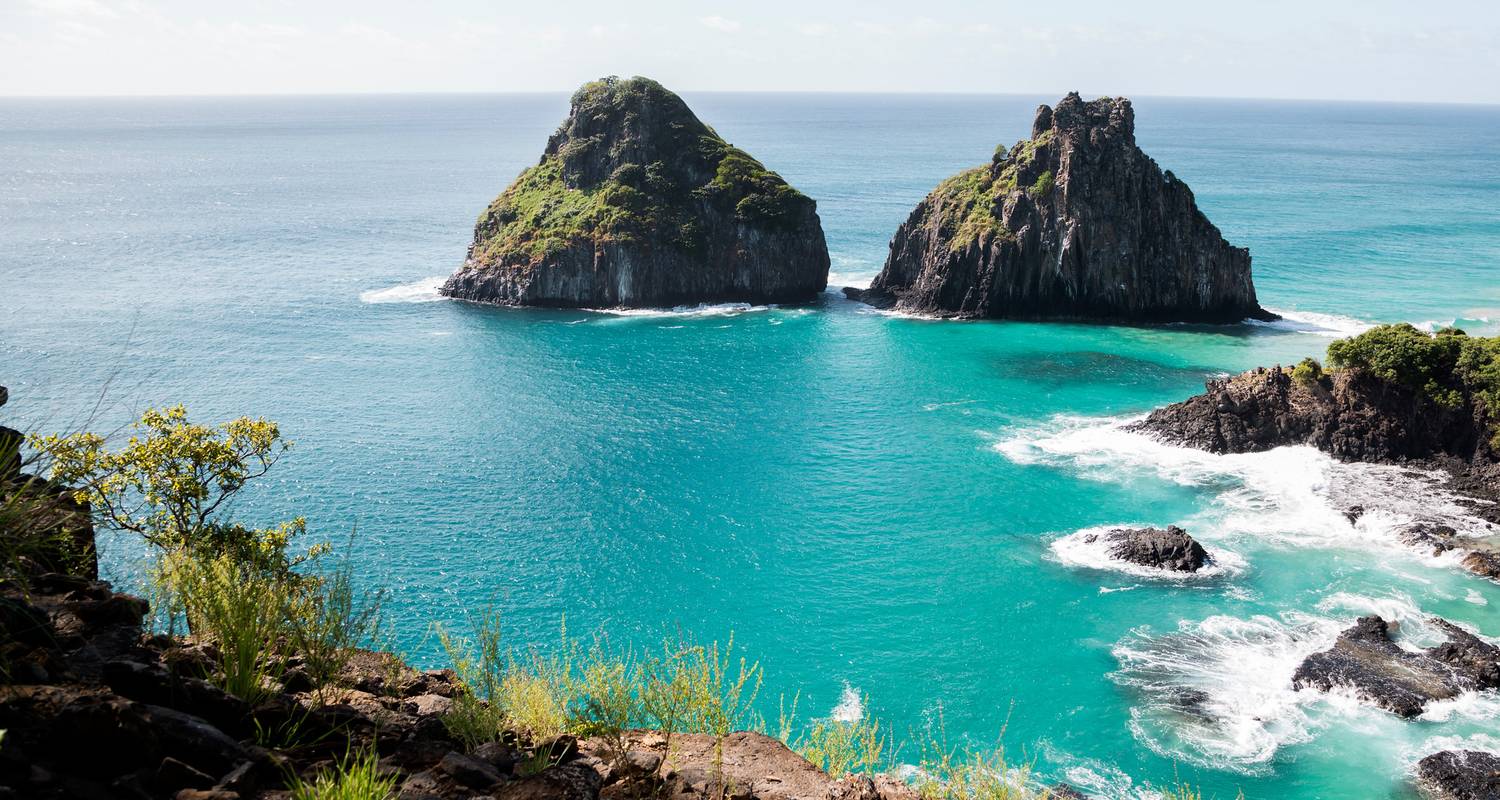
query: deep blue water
4 93 1500 799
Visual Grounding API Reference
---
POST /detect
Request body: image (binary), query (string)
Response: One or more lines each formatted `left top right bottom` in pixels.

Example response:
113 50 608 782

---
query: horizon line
2 88 1498 109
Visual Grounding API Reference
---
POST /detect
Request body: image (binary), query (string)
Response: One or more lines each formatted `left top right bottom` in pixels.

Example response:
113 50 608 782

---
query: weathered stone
1292 616 1500 717
859 93 1270 323
442 76 829 309
438 751 504 789
1091 525 1209 572
1414 749 1500 799
495 761 603 800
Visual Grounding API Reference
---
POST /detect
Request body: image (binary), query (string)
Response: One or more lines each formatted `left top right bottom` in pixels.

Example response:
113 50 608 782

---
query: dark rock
537 733 580 764
437 751 504 789
442 76 829 309
0 426 21 479
103 659 250 736
495 760 603 800
1049 785 1092 800
1291 615 1500 717
472 740 521 774
1093 525 1209 572
0 476 97 579
1414 750 1500 799
864 93 1270 323
155 757 215 792
1133 365 1489 463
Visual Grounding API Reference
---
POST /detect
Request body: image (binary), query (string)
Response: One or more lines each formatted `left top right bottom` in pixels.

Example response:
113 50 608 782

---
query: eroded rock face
1291 616 1500 717
1132 365 1494 462
1089 525 1209 572
442 76 829 309
858 93 1270 323
1415 750 1500 800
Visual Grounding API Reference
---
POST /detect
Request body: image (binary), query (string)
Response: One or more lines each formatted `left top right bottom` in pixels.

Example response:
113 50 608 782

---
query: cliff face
442 77 830 308
859 93 1271 323
1131 365 1494 463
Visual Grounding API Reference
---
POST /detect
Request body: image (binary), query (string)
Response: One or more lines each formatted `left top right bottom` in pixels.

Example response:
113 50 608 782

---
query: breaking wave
359 275 448 304
1249 307 1373 338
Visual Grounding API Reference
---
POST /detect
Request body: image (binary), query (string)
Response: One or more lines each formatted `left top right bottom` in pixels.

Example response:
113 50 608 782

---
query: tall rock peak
442 76 830 309
857 93 1272 323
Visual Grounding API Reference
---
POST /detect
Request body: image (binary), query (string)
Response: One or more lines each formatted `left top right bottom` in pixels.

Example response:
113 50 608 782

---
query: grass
789 691 889 778
287 748 397 800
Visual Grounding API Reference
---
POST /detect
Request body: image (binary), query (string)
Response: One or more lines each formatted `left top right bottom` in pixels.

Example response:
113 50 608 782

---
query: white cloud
795 22 832 37
26 0 120 18
699 15 741 33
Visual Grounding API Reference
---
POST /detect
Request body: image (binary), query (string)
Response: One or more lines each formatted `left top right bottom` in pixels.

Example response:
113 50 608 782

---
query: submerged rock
1090 525 1210 572
1414 750 1500 800
857 93 1271 323
442 76 829 309
1291 615 1500 717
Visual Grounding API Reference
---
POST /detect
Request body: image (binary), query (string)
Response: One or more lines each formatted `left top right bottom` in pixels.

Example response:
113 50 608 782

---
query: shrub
791 692 888 777
1290 357 1323 385
31 405 324 576
159 549 295 704
1028 171 1054 200
1325 323 1465 405
287 748 397 800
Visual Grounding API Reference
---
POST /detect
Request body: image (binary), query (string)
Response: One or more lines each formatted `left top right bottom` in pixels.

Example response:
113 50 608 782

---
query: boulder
442 76 829 309
859 93 1271 323
1291 616 1500 717
1414 750 1500 799
1090 525 1209 572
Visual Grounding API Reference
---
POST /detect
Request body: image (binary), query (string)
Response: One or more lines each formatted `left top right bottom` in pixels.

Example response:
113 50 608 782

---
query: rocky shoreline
1133 356 1500 584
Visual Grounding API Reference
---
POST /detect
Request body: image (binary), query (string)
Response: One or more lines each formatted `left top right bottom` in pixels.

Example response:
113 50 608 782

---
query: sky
2 0 1498 103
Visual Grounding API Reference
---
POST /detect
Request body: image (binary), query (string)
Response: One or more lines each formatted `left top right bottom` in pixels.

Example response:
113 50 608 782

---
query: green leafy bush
1326 324 1466 406
1291 357 1323 385
1028 170 1055 200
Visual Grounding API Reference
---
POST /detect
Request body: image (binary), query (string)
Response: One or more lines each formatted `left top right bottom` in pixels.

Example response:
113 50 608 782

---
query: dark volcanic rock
1415 750 1500 800
442 76 829 309
1091 525 1209 572
1291 615 1500 717
860 93 1271 323
1132 364 1493 462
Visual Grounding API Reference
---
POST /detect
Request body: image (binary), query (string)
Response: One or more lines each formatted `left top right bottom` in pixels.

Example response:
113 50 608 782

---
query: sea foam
359 275 448 304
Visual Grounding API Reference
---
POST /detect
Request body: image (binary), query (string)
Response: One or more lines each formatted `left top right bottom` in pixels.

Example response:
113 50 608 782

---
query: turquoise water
4 94 1500 798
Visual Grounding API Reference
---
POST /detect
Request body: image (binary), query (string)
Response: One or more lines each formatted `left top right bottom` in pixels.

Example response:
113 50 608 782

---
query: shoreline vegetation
0 391 1221 799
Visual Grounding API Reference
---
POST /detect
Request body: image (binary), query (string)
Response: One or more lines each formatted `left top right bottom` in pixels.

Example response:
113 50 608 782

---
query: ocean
3 92 1499 798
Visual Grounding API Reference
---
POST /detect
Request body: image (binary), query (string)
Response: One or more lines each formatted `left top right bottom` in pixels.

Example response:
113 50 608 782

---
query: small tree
31 405 323 574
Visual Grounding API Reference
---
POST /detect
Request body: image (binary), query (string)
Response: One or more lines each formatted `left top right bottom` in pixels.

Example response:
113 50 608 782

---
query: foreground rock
855 93 1271 323
1415 750 1500 799
1291 615 1500 717
442 76 829 309
1086 525 1209 572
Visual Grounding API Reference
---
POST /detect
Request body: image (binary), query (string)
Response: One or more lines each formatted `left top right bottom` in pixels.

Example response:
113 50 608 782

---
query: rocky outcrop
1132 365 1494 463
855 93 1271 323
1415 750 1500 799
1290 615 1500 717
0 386 96 580
1085 525 1209 572
442 76 829 309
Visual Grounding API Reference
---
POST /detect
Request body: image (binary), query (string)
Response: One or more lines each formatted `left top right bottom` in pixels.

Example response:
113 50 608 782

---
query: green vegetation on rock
1324 323 1496 409
468 76 812 269
1291 357 1324 385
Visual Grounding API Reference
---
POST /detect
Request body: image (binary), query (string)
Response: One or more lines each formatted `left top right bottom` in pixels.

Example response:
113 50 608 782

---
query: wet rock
1414 750 1500 799
442 76 829 309
865 93 1269 323
1049 785 1092 800
1291 615 1500 717
1094 525 1209 572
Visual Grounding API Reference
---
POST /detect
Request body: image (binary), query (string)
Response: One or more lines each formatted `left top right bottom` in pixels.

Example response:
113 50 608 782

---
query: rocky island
852 93 1272 323
441 77 830 309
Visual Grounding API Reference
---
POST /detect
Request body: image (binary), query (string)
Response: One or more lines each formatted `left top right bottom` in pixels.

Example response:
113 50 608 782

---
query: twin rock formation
442 79 1268 323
